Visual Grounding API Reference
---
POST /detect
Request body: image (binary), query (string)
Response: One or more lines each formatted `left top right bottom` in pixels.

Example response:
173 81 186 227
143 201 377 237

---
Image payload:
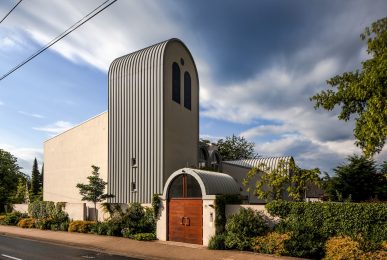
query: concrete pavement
0 225 296 260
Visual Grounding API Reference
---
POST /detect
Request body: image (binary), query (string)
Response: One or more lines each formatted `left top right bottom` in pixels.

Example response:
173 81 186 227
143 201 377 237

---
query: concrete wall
222 163 265 204
226 204 278 227
202 199 216 246
43 112 108 203
156 200 168 241
13 204 28 213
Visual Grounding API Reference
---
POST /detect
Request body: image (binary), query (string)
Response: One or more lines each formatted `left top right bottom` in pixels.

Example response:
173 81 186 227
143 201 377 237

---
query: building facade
108 39 199 203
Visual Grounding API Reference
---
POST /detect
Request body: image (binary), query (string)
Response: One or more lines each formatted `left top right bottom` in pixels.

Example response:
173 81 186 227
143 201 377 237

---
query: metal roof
162 168 240 198
222 156 293 171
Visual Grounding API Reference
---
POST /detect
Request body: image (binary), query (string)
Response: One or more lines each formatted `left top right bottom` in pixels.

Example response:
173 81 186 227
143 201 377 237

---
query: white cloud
33 121 74 135
0 37 16 48
18 110 44 119
0 144 43 175
3 0 180 71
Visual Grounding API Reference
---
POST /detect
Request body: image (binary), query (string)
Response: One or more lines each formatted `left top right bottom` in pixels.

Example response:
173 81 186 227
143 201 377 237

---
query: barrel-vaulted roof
222 156 293 171
108 38 198 78
163 168 240 199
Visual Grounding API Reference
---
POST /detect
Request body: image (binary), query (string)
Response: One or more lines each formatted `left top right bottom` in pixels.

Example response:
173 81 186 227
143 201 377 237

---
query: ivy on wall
214 194 241 234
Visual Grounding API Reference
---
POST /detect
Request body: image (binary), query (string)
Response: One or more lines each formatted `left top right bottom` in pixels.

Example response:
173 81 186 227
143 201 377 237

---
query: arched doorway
167 174 203 244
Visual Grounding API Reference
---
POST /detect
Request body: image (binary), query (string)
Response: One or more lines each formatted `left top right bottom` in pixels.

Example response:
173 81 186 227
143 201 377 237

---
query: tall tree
40 163 44 192
217 134 255 161
323 155 386 202
0 148 22 212
76 165 114 221
310 17 387 157
244 159 321 202
30 158 40 196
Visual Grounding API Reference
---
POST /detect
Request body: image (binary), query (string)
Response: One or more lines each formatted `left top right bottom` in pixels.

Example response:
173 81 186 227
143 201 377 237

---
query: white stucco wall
156 200 168 241
13 204 28 213
202 199 216 246
43 112 108 203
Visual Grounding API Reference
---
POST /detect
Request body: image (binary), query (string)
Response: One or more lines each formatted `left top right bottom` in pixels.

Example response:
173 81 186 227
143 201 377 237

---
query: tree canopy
310 17 387 157
0 148 23 212
322 155 387 202
217 134 255 161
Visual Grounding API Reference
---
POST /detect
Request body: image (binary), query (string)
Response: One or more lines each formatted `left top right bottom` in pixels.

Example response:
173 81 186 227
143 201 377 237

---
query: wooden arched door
167 174 203 244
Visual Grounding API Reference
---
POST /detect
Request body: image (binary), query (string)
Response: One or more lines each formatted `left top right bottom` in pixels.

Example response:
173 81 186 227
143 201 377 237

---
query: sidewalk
0 225 296 260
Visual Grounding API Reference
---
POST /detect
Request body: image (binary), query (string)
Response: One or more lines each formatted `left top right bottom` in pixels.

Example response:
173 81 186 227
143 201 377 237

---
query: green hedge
266 201 387 258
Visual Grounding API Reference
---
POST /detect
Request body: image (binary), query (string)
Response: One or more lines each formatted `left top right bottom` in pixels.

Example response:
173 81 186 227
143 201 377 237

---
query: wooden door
168 199 203 244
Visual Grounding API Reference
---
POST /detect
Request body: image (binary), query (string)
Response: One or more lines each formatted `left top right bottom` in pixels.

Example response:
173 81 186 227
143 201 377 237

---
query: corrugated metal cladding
108 40 169 203
222 156 294 172
192 169 240 195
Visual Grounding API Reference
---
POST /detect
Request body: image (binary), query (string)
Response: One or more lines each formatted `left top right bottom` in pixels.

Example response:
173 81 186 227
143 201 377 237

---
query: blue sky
0 0 386 175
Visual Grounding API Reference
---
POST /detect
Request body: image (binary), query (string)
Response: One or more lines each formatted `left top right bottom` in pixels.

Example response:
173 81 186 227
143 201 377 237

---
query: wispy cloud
33 121 74 135
19 110 44 119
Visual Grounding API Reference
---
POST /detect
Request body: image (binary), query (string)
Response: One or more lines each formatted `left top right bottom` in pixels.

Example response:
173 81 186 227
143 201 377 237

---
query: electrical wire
0 0 117 81
0 0 22 24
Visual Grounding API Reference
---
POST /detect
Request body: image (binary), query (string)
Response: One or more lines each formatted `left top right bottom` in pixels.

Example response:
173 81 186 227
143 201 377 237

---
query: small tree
76 165 114 221
217 134 256 161
244 160 321 202
13 177 28 204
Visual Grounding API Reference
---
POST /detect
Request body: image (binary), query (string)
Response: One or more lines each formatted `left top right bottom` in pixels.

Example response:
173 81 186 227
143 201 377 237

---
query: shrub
214 194 241 234
107 203 156 237
93 222 109 235
266 201 387 257
28 201 55 219
17 218 36 228
208 233 226 250
224 208 269 250
34 218 53 230
253 232 290 256
28 201 69 228
0 212 27 225
324 236 387 260
0 215 6 224
68 221 96 233
132 232 157 241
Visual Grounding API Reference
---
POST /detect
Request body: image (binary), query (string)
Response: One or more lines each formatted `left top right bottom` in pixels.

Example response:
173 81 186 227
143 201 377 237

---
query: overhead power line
0 0 117 81
0 0 22 24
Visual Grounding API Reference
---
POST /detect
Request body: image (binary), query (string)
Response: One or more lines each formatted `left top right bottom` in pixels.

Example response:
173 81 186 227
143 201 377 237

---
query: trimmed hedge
266 201 387 258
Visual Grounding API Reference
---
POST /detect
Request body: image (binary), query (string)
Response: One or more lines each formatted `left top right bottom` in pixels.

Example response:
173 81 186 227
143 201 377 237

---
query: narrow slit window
172 62 180 103
131 158 137 167
131 182 136 191
184 72 191 110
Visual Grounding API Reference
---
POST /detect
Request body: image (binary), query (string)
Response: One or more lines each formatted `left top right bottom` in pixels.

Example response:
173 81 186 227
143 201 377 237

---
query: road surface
0 235 139 260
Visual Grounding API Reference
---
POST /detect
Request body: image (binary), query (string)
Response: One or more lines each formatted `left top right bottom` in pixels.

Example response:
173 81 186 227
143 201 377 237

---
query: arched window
172 62 180 104
168 174 202 199
184 72 191 110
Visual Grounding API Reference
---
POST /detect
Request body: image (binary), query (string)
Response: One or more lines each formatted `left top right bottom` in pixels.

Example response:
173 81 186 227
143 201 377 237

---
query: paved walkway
0 226 297 260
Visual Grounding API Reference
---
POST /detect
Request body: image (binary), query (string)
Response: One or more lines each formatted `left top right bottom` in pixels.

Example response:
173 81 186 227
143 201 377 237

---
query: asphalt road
0 235 139 260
